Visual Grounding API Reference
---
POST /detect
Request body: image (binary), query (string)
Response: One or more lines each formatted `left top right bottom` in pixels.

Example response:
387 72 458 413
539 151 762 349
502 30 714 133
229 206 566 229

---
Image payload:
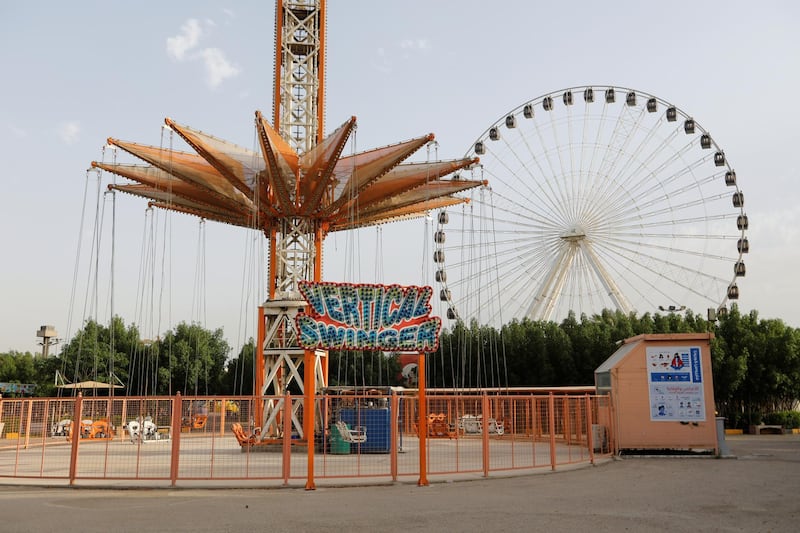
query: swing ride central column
258 0 327 446
257 215 326 442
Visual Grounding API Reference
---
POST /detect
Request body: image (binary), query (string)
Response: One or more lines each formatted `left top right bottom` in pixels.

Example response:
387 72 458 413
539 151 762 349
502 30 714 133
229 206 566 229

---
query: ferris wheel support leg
541 248 578 320
582 241 633 314
527 245 576 321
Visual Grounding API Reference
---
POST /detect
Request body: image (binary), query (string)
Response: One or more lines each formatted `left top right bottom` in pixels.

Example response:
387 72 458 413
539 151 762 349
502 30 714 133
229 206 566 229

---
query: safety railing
0 392 613 487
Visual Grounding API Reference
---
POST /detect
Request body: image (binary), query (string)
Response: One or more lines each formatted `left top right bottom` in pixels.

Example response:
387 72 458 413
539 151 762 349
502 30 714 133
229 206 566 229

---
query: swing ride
91 0 484 449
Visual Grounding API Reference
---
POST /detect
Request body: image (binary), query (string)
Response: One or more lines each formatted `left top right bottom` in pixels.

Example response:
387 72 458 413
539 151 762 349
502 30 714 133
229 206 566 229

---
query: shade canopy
96 113 483 235
57 380 124 390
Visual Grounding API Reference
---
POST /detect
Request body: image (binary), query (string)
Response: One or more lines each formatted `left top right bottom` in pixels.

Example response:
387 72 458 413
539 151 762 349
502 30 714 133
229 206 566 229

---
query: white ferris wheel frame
434 85 748 326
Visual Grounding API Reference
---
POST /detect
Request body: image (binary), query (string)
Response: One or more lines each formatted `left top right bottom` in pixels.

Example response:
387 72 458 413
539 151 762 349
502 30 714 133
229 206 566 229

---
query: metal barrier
0 392 613 487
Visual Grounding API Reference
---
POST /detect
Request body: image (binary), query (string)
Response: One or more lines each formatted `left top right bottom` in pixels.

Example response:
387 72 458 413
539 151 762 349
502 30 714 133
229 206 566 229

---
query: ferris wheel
434 85 748 326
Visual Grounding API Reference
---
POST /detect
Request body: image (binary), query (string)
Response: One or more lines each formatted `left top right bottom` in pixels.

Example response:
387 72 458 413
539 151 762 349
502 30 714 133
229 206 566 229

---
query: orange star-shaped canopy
94 112 482 235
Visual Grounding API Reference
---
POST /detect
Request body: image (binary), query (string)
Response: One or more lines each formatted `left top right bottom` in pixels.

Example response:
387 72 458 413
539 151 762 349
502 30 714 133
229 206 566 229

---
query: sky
1 0 798 357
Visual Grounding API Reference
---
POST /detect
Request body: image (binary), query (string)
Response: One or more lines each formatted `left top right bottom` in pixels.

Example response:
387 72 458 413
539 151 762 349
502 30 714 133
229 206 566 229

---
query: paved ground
0 434 797 532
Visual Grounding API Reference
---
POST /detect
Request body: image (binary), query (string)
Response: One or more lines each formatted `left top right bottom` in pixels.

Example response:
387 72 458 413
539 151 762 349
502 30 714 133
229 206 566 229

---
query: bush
2 415 21 433
763 411 800 429
740 410 763 428
721 410 745 429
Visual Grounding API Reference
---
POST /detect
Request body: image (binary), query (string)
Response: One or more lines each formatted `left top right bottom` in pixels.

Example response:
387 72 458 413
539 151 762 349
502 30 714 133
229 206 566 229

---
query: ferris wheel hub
560 228 586 241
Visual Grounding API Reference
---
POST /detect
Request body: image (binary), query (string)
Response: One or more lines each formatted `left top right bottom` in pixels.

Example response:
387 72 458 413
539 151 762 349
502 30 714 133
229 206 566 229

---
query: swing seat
52 419 71 437
192 415 208 429
181 414 208 430
142 418 159 439
89 419 112 439
426 413 456 438
335 421 366 443
231 423 259 446
127 420 141 442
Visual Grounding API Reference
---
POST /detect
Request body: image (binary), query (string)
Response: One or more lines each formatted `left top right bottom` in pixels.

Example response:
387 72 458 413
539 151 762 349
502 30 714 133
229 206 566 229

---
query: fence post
548 392 556 471
529 396 536 466
482 393 490 477
586 394 595 464
510 398 516 436
169 392 182 487
23 399 33 449
219 397 226 437
282 393 292 486
417 351 428 487
119 399 128 441
68 393 83 485
390 392 398 481
304 350 316 491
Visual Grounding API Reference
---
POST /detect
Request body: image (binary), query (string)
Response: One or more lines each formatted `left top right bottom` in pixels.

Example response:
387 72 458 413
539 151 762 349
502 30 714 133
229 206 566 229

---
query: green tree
222 339 256 395
711 305 800 427
57 316 138 391
327 350 401 388
0 351 36 395
11 303 794 422
155 322 230 396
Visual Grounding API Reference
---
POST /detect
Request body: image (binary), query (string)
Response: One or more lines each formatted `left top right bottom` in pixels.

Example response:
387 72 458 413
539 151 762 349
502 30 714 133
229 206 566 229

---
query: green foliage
0 350 62 397
0 351 37 384
57 316 138 389
328 350 401 389
1 304 796 424
222 339 256 395
738 410 764 428
2 415 21 433
2 317 230 398
713 306 800 427
155 322 230 396
763 410 800 429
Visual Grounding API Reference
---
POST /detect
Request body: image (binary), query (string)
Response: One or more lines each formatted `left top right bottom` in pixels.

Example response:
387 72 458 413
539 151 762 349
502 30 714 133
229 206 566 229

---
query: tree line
1 306 797 429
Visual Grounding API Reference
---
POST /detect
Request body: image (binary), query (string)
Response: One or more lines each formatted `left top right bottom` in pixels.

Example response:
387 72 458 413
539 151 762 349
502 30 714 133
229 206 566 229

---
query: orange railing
0 392 613 487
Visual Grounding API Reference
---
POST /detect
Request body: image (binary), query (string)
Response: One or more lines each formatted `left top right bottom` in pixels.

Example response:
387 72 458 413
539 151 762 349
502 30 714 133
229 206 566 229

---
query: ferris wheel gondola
435 85 748 326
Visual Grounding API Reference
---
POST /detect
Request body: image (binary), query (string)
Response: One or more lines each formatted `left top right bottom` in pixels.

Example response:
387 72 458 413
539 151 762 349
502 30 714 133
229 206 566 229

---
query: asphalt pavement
0 434 797 532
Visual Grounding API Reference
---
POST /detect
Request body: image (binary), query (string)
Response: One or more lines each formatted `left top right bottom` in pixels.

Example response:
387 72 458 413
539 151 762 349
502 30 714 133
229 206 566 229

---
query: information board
646 346 705 422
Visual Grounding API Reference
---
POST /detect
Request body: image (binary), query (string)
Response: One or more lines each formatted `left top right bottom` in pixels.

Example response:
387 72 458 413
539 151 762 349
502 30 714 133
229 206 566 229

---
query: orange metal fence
0 392 613 487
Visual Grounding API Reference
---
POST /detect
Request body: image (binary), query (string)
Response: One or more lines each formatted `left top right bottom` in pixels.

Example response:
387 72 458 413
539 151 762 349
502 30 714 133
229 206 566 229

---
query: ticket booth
595 333 718 454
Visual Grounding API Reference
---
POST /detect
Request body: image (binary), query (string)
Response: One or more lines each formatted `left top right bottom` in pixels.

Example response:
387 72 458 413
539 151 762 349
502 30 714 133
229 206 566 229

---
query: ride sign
296 281 442 352
646 346 705 421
